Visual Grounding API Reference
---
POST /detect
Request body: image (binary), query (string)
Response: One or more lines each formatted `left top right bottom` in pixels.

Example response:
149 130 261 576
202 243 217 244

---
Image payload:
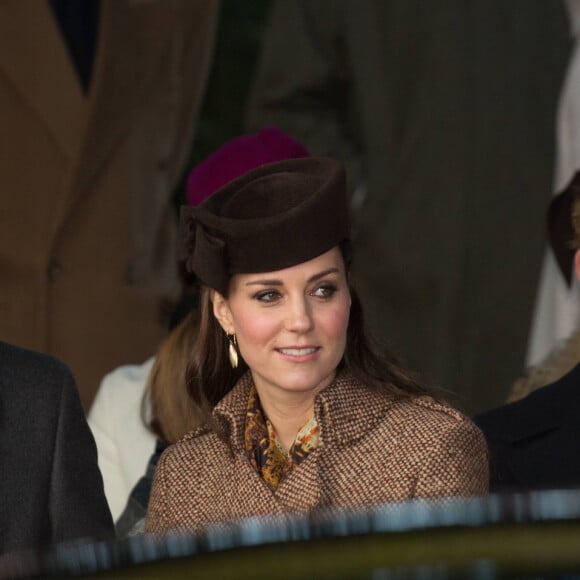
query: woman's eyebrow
245 278 282 287
245 267 340 287
307 267 339 283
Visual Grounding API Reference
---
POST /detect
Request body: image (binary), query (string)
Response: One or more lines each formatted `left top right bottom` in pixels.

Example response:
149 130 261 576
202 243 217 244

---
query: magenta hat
186 127 310 207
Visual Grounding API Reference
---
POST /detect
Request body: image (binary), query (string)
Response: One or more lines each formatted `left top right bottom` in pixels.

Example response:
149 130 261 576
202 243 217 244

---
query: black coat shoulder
474 364 580 492
0 341 114 555
0 340 71 388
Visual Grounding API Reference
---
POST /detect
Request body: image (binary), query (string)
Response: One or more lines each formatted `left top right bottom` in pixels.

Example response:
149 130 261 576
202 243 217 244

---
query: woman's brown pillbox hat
180 157 350 294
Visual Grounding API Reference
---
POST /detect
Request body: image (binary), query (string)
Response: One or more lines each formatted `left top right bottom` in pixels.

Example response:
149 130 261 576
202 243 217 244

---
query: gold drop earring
227 333 238 369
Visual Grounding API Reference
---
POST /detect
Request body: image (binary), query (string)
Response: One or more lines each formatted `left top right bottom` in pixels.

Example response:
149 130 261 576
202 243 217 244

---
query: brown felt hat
548 171 580 287
180 156 350 294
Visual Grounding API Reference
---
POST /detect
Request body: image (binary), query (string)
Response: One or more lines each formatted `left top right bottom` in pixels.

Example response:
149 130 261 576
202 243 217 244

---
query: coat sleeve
49 366 115 543
414 417 489 499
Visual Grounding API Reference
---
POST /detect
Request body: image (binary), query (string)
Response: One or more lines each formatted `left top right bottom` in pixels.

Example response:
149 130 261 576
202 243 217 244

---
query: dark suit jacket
0 341 114 555
474 364 580 492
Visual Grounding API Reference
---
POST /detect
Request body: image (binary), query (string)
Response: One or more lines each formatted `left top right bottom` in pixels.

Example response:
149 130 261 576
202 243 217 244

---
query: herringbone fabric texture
146 372 488 535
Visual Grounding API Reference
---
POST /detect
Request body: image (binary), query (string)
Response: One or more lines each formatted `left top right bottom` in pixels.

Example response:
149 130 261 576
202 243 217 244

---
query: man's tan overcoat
0 0 219 408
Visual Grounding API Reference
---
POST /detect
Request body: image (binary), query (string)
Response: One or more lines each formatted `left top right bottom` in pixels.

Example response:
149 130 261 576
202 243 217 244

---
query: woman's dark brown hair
142 309 204 443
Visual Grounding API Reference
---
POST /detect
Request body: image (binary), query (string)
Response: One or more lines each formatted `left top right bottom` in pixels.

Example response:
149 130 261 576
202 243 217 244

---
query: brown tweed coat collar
188 370 405 517
212 370 398 452
146 371 488 535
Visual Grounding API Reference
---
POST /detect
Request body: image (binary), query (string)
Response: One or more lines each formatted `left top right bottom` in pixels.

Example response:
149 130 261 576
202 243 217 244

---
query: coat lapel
231 455 287 517
0 0 85 159
216 374 324 515
275 450 323 512
61 0 178 217
229 440 323 514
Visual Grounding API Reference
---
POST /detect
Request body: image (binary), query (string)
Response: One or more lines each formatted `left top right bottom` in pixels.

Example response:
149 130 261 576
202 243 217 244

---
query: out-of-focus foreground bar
4 490 580 578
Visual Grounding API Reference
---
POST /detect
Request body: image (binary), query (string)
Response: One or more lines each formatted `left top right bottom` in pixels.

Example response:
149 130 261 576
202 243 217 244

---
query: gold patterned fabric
244 385 320 491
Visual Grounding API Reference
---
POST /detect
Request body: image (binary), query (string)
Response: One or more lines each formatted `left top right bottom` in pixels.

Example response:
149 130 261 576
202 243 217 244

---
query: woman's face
212 247 351 399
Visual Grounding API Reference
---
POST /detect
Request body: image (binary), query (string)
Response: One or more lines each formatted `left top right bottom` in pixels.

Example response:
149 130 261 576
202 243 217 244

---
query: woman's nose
284 297 314 333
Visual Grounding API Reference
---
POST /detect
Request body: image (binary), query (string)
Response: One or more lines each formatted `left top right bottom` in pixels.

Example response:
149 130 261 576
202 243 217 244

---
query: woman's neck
255 389 316 452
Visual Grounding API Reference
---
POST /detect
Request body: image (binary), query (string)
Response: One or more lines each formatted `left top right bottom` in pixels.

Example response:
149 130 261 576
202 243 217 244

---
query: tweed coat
0 341 113 555
0 0 218 409
146 372 488 535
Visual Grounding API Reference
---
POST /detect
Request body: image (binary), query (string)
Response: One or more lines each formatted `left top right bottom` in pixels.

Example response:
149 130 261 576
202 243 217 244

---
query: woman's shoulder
326 374 482 448
393 395 480 434
386 395 486 459
398 394 469 421
334 372 471 426
153 425 236 495
160 425 226 465
389 397 489 496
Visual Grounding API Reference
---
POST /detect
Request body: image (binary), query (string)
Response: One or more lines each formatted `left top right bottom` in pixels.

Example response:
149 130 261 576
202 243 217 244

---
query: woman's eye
254 290 281 303
312 284 337 299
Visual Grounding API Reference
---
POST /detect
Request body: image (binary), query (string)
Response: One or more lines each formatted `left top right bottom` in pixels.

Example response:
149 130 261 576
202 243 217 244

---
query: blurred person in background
476 173 580 492
527 0 580 370
0 0 219 410
509 172 580 403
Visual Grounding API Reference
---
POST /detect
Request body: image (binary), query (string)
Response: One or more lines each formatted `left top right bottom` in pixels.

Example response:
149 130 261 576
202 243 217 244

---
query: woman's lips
275 346 320 358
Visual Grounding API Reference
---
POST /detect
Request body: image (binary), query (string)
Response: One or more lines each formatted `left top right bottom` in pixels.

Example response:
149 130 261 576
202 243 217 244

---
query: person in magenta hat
145 156 488 537
186 127 310 207
89 128 311 536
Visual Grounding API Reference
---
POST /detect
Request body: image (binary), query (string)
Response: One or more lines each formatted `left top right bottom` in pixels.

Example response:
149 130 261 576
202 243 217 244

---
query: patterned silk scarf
244 385 320 491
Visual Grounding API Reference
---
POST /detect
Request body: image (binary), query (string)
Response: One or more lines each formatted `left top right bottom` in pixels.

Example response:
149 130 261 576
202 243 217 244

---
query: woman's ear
211 291 234 333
